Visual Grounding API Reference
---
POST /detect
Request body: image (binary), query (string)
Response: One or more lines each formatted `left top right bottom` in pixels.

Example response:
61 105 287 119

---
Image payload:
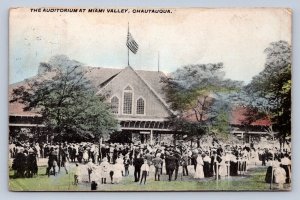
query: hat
19 147 24 153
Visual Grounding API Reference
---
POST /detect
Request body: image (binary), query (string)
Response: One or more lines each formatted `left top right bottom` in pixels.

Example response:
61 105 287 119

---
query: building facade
9 66 175 144
92 66 174 144
9 65 273 144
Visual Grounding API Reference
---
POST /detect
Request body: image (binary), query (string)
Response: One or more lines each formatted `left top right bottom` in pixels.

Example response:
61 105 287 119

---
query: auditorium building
9 65 273 144
9 66 175 144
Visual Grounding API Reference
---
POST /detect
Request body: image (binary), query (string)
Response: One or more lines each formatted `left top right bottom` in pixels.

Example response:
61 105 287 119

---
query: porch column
241 132 244 144
150 130 153 145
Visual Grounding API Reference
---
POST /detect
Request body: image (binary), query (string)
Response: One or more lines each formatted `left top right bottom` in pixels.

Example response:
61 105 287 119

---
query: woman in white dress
218 152 228 178
113 158 125 184
273 159 286 189
194 153 204 179
83 149 89 163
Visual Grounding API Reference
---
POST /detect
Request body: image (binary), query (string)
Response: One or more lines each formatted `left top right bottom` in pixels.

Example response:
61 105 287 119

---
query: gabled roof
95 66 172 114
9 66 171 116
135 69 167 99
83 67 122 89
131 67 172 114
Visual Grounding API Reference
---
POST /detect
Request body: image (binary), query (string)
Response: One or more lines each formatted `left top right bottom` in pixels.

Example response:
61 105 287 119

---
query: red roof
230 107 271 126
182 105 271 127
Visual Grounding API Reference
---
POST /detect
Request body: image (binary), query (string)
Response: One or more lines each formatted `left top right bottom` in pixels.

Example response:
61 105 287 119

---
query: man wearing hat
27 148 38 178
133 154 144 182
12 147 27 178
181 151 189 176
165 151 178 181
152 153 163 181
174 150 181 180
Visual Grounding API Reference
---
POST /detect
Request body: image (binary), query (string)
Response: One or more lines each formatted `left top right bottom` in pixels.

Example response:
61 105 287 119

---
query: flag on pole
127 32 139 54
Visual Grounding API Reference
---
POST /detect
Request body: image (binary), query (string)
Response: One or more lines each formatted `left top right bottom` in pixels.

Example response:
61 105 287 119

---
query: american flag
127 32 139 54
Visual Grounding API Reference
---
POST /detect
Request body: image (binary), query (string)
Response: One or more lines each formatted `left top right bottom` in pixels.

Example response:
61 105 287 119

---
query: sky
9 8 291 84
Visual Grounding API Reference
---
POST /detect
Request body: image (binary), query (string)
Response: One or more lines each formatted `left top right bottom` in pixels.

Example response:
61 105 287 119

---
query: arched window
123 86 133 114
136 98 145 115
111 96 119 114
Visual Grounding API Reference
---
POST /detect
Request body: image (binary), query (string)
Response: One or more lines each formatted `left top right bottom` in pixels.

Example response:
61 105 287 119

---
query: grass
9 165 291 191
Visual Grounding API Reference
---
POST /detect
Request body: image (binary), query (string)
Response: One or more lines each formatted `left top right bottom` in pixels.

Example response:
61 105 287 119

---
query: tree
162 63 242 143
237 41 291 148
10 55 118 142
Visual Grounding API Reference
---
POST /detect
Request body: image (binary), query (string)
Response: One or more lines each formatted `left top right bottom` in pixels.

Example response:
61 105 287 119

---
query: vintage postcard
8 7 292 191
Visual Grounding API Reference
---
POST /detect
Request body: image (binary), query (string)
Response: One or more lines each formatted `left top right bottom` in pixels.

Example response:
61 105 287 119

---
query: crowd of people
9 139 291 189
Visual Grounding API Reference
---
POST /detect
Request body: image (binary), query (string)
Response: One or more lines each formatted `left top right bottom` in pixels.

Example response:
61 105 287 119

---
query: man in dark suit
210 150 217 176
174 150 181 180
166 152 178 181
133 154 144 182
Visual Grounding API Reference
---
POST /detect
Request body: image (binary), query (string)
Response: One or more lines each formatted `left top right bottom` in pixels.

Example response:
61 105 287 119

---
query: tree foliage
10 55 117 141
162 63 242 140
242 41 291 137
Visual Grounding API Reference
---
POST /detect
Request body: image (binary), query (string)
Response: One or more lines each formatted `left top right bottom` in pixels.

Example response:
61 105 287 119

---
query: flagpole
127 22 130 66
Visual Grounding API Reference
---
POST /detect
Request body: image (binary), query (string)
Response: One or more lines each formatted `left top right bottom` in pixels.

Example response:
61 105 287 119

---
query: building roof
230 106 271 126
8 73 53 116
83 67 122 89
9 66 169 116
10 66 271 128
84 67 167 98
181 101 272 127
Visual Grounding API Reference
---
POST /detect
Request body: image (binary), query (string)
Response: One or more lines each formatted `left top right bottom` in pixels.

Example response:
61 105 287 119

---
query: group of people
9 139 291 188
10 142 38 178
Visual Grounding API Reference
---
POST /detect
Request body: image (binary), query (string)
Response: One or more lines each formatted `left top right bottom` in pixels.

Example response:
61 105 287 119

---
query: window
123 92 133 114
136 98 145 115
123 86 133 114
124 85 132 91
111 96 119 114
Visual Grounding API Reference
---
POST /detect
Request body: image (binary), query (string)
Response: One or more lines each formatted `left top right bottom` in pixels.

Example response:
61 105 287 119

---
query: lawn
9 165 291 191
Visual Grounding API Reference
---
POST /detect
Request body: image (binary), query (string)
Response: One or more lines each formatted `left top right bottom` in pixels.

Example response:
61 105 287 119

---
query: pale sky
9 8 291 84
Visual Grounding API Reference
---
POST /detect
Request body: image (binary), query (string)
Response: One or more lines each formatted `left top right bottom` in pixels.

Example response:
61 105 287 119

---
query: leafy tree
10 55 117 142
162 63 242 143
237 41 291 148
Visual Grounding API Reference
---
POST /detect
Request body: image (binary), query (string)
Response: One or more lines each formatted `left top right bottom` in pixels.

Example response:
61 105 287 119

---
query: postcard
8 7 292 191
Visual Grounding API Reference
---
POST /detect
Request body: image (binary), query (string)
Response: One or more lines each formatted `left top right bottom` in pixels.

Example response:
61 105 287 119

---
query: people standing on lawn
9 138 292 189
194 150 204 179
140 159 150 184
152 153 163 181
133 153 144 182
99 157 110 184
165 151 178 181
123 154 131 176
203 151 212 177
112 157 125 184
181 151 189 176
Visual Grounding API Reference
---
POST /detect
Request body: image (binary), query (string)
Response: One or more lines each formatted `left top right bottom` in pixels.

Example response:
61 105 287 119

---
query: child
74 164 80 185
124 154 130 176
99 157 110 184
140 159 150 184
53 160 58 176
86 159 94 182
